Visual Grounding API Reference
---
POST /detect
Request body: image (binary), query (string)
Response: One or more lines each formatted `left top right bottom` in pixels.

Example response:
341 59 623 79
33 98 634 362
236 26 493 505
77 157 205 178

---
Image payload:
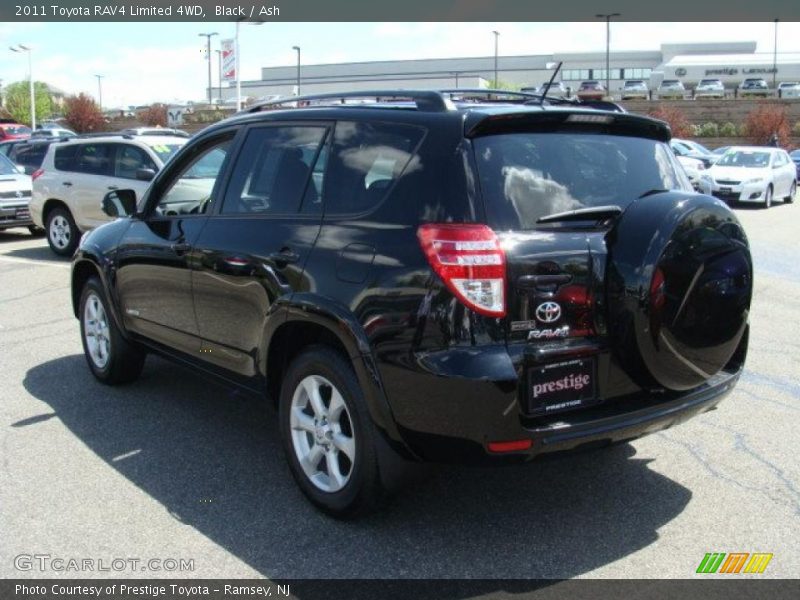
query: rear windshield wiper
536 205 623 224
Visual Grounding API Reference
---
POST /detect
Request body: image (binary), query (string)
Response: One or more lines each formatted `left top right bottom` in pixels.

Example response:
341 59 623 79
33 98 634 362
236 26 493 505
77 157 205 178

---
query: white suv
30 134 187 255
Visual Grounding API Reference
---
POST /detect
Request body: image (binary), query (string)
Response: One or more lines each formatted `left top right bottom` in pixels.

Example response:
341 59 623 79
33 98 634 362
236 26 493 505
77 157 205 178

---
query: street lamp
215 49 222 103
235 21 264 111
292 46 301 96
198 32 219 104
595 13 620 99
492 30 500 87
9 44 35 129
94 74 104 109
773 19 779 90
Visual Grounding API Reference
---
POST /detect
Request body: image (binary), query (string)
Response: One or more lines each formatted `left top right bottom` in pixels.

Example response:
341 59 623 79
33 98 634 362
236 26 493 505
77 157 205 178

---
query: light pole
452 72 460 88
235 21 264 111
9 44 35 129
596 13 620 99
94 74 104 109
215 49 222 103
198 32 218 104
292 46 301 96
773 19 779 90
492 30 500 87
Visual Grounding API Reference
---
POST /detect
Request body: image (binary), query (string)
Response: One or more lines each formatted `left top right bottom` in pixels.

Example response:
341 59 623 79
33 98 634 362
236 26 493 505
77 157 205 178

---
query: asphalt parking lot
0 199 798 580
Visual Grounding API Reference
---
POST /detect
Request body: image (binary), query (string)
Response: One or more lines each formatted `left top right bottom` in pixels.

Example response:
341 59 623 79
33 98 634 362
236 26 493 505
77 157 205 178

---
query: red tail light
417 223 506 318
31 169 44 181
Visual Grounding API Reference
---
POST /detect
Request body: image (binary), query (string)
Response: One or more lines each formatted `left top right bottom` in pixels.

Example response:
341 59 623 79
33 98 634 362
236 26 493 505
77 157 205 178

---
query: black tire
763 185 773 209
79 276 145 385
279 346 384 518
45 206 80 256
28 225 44 236
785 181 796 203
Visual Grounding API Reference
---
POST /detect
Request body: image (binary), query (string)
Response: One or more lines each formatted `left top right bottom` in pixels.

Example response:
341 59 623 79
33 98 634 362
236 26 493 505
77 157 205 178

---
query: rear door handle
268 249 300 265
107 185 118 191
171 242 191 254
62 181 72 187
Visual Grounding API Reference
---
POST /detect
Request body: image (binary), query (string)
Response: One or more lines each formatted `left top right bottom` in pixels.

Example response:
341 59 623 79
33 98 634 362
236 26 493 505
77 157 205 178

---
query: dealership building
222 41 800 101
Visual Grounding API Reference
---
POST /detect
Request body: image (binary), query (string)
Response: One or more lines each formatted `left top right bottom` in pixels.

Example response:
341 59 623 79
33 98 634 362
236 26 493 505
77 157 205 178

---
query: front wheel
785 181 796 203
763 185 772 209
46 207 79 256
79 277 145 384
279 346 384 518
28 225 44 236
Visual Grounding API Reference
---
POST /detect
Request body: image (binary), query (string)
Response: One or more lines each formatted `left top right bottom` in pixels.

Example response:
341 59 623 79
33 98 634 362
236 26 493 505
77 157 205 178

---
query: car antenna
539 61 563 106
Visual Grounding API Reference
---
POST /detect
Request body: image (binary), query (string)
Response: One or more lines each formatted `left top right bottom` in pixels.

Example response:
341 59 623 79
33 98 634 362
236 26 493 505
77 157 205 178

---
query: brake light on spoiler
417 223 506 318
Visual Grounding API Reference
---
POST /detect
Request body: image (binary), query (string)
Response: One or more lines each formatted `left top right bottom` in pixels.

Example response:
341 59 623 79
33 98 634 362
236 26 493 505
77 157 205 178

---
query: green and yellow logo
696 552 773 574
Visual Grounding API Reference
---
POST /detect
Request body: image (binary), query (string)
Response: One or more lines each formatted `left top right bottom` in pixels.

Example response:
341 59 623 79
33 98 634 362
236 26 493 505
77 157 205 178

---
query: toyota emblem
535 302 561 323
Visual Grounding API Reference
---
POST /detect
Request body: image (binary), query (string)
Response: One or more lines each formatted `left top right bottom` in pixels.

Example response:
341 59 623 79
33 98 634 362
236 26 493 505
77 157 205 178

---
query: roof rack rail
74 132 135 139
439 88 540 102
242 90 454 114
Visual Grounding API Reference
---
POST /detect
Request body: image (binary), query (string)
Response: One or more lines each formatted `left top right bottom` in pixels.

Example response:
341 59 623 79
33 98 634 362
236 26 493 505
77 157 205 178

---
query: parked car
526 81 569 98
621 80 648 100
69 90 752 516
657 79 686 99
576 80 605 100
738 78 770 97
0 139 27 159
708 146 796 207
30 134 188 255
670 139 714 168
0 152 35 234
694 79 725 99
789 149 800 179
0 121 32 140
31 127 76 139
676 155 712 194
777 82 800 99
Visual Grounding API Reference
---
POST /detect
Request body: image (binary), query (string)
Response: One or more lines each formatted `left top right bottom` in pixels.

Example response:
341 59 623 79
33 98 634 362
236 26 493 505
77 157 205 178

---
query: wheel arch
42 198 72 224
264 293 414 460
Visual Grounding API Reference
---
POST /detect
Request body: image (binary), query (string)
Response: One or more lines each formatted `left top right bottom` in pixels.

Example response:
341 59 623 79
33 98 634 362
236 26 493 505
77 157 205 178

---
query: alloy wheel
83 292 111 369
289 374 356 493
49 215 71 250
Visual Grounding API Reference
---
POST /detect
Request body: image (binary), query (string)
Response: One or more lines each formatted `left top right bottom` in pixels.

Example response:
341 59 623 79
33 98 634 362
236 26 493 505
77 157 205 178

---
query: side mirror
136 167 156 181
102 189 137 218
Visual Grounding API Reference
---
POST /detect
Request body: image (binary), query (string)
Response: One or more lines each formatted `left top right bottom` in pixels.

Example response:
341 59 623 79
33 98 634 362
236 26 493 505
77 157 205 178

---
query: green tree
4 81 53 125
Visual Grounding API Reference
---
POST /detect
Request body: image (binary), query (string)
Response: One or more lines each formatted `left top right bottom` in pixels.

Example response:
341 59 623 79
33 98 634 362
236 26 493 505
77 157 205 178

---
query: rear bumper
380 344 741 464
0 203 32 229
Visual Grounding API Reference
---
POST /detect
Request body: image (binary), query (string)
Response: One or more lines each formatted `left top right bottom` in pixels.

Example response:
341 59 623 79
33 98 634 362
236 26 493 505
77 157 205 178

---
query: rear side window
54 145 79 170
60 143 114 175
221 125 328 215
323 121 424 215
474 133 687 229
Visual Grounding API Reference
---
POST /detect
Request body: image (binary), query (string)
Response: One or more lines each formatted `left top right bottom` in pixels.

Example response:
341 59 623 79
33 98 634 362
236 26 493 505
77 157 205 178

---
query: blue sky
1 21 799 107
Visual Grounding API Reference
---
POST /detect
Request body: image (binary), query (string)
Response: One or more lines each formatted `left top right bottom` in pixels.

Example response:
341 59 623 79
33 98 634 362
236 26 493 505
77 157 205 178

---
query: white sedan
707 147 797 208
676 155 712 194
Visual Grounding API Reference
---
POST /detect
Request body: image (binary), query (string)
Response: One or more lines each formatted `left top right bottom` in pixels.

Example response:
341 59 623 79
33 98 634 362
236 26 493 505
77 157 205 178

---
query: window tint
54 145 79 170
11 143 49 168
474 133 687 229
75 144 113 175
114 144 156 179
154 136 232 217
323 121 424 215
222 125 327 215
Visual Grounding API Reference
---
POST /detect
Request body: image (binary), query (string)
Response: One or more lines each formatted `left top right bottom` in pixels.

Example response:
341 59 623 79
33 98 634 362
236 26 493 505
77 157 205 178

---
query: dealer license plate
527 357 598 416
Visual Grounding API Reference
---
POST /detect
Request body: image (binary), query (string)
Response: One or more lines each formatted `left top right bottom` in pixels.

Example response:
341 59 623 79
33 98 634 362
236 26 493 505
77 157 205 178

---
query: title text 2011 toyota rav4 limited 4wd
70 91 752 517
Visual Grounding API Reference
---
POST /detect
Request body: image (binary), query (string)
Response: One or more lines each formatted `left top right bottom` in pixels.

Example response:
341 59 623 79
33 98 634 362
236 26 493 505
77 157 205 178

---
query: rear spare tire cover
606 193 752 391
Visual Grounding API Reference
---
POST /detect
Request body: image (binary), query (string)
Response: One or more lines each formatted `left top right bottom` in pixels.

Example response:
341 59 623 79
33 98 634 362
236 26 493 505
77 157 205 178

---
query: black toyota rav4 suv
71 90 752 516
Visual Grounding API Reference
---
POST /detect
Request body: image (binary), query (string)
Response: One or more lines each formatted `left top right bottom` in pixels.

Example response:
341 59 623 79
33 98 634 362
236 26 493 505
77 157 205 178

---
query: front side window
323 121 424 215
152 136 232 217
221 125 328 215
474 133 688 230
114 144 156 179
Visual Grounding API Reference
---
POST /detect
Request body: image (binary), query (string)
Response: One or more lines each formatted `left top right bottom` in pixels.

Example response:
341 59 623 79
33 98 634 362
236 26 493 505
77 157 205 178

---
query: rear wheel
763 185 772 209
279 346 384 518
79 277 145 384
46 207 79 256
28 225 44 236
